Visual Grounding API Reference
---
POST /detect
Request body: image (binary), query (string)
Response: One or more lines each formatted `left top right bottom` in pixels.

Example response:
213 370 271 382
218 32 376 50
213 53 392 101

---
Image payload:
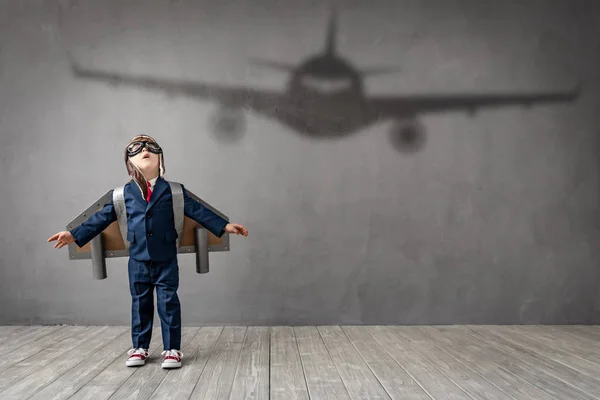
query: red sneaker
161 349 183 369
126 348 148 367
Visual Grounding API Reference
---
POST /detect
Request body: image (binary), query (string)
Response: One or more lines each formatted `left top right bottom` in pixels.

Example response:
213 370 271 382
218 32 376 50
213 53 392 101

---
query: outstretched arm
182 185 248 238
48 200 117 249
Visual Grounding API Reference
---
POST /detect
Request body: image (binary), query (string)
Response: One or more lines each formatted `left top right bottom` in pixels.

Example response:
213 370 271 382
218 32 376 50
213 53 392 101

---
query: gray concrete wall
1 0 599 325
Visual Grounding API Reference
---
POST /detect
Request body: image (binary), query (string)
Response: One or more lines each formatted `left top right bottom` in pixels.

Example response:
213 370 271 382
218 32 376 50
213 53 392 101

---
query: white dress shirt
137 176 158 198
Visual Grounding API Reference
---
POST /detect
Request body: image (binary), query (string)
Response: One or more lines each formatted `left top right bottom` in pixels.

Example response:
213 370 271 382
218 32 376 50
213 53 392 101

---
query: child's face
129 148 160 177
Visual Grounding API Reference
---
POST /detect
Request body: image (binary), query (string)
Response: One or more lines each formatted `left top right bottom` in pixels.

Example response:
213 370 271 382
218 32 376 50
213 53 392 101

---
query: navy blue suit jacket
69 177 228 262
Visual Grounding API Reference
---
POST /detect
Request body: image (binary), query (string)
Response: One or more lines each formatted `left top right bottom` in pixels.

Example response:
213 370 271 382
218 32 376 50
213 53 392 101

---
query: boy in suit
48 134 248 369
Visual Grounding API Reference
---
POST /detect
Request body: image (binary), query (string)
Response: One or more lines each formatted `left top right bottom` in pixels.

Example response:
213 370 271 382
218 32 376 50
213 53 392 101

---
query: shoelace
162 350 182 359
127 348 147 356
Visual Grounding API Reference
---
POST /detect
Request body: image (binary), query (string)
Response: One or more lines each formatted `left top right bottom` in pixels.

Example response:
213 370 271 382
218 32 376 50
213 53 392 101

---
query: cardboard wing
66 189 229 279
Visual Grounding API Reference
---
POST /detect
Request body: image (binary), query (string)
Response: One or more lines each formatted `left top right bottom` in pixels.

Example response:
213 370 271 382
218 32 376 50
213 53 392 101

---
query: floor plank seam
315 326 353 399
387 327 478 400
340 326 395 400
292 327 312 400
186 326 224 400
418 327 520 400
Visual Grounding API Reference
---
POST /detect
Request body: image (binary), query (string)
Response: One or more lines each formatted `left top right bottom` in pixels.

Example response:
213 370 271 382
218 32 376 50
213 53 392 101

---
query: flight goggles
126 140 162 157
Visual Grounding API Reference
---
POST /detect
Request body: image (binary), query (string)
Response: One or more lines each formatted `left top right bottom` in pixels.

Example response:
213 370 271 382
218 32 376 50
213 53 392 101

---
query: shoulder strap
112 185 130 249
168 181 185 249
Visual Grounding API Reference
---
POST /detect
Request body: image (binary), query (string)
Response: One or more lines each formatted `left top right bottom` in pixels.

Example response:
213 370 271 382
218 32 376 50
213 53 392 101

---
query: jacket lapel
147 177 168 210
127 180 147 208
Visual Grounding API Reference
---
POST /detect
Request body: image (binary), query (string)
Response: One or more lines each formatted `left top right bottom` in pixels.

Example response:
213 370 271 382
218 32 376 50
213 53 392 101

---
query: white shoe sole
126 359 146 367
161 361 181 369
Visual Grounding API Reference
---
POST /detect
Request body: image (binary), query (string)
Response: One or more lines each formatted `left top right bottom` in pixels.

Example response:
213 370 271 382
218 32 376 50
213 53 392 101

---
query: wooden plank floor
1 325 600 399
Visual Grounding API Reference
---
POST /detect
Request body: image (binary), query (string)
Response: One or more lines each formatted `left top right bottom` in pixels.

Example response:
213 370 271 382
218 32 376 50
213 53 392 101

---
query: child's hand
224 223 248 237
48 231 75 249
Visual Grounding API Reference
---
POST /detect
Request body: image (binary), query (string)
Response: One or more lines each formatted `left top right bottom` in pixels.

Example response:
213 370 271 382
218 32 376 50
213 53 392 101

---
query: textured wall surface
1 0 599 325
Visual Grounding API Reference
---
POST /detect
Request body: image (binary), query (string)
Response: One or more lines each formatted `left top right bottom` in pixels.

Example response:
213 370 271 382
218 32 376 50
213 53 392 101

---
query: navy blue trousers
127 257 181 350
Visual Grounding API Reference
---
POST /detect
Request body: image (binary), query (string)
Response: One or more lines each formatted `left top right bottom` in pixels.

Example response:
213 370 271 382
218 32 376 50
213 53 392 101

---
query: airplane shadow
70 61 579 155
68 8 580 154
203 84 430 154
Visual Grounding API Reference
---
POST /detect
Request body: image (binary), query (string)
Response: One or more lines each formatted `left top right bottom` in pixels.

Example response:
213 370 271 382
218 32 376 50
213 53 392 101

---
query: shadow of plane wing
368 85 581 119
71 63 285 117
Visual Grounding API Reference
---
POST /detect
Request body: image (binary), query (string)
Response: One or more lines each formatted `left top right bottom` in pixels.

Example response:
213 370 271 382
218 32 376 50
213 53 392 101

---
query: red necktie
146 181 152 202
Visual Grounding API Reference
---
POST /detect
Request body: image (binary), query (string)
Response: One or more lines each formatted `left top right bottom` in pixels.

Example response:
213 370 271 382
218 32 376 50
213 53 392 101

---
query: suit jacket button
147 232 152 237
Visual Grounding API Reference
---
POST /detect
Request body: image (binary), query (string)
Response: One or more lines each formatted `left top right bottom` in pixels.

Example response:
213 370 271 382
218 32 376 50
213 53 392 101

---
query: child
47 134 248 369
